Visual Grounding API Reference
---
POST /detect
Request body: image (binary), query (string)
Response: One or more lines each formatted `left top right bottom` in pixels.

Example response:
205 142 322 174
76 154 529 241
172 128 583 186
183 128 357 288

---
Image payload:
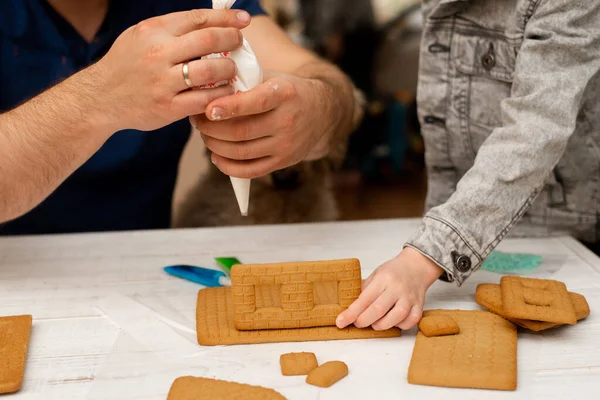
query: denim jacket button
452 251 472 273
482 53 496 70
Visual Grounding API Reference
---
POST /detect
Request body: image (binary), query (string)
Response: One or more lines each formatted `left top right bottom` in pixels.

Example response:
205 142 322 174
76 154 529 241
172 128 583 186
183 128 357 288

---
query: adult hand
336 247 445 331
94 9 252 132
190 70 341 179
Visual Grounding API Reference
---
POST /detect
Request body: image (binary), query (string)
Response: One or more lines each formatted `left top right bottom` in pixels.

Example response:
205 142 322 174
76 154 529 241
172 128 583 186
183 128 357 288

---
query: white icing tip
230 176 250 216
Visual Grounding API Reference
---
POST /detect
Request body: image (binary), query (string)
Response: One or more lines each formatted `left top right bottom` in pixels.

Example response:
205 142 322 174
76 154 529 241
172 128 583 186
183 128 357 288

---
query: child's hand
336 248 444 331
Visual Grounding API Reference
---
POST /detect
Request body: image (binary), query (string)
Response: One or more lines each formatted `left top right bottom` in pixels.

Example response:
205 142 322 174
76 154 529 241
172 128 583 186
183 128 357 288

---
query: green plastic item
215 257 242 272
482 252 542 274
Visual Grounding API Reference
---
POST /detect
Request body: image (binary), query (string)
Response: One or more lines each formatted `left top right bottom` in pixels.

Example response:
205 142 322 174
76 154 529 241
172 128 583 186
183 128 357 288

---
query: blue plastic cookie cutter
164 265 231 287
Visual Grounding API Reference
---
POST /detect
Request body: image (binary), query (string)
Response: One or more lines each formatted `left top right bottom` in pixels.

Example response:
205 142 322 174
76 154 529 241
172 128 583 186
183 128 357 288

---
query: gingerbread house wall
231 259 362 330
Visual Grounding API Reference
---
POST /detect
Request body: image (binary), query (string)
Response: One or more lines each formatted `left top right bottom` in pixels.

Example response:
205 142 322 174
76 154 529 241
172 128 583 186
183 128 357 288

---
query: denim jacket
406 0 600 285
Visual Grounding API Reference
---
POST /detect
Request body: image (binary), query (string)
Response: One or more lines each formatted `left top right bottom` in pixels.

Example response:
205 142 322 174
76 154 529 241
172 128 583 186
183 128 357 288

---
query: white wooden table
1 219 599 399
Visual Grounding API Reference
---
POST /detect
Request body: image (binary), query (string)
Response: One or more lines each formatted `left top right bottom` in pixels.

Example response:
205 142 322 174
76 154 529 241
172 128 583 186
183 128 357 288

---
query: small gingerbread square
306 361 348 388
418 315 460 337
280 352 318 376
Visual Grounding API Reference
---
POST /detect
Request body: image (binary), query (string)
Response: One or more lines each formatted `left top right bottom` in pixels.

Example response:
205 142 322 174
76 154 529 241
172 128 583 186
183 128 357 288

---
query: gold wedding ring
182 62 193 89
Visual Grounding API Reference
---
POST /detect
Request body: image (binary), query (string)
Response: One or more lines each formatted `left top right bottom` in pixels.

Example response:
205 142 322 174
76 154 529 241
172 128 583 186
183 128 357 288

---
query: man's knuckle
217 11 229 26
154 91 171 107
151 97 173 119
200 30 218 49
283 85 298 100
189 9 209 27
133 20 155 36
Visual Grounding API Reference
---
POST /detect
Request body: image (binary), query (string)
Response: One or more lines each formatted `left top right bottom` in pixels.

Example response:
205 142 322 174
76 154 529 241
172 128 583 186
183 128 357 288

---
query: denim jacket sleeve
406 0 600 285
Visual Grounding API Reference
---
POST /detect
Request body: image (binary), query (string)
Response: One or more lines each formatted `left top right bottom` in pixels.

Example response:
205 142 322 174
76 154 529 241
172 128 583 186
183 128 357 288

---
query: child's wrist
400 247 445 285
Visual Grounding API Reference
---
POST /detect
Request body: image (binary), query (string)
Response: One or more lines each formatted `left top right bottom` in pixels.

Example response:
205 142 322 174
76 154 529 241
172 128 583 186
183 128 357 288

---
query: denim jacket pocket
451 33 517 156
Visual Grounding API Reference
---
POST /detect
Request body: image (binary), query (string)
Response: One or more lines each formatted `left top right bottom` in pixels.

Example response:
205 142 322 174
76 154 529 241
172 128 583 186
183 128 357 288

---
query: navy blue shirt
0 0 264 235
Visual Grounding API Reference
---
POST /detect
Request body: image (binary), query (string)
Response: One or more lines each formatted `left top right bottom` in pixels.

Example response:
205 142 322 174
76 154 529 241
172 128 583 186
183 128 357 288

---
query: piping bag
207 0 264 215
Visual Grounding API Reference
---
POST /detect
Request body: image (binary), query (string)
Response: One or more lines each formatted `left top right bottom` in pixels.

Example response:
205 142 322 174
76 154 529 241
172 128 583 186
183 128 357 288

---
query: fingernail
210 107 223 121
211 154 218 165
336 315 344 327
237 11 250 23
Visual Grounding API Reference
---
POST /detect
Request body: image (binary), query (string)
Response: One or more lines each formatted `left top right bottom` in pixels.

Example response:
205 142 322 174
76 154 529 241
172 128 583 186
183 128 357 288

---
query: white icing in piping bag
230 177 251 216
209 0 263 216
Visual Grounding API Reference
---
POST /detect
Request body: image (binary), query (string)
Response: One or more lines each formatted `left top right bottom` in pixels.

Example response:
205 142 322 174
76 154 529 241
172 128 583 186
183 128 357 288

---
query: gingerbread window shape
500 276 577 325
230 259 361 330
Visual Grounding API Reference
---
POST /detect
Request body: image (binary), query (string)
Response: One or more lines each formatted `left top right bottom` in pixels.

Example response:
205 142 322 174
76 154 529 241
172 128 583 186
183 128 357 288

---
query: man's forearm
0 8 261 224
0 65 114 223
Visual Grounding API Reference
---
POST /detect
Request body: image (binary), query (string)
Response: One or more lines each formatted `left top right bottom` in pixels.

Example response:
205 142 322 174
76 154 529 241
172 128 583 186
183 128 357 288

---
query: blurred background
174 0 426 222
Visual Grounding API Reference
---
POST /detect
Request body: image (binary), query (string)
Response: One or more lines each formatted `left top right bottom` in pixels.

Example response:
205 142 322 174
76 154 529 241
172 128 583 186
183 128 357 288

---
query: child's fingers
397 304 423 330
336 282 384 329
354 290 399 328
371 299 411 331
361 273 375 290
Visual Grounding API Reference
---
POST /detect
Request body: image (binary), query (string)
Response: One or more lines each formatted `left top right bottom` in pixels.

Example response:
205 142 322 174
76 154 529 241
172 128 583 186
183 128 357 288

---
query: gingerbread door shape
230 259 362 330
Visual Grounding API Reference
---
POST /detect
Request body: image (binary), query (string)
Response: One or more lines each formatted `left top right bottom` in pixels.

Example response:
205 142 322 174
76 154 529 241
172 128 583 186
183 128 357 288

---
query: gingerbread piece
500 276 576 324
230 259 362 330
570 292 591 321
166 376 285 400
196 287 401 346
280 352 318 376
408 310 517 391
306 361 348 388
0 315 33 394
476 283 589 331
418 315 459 337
